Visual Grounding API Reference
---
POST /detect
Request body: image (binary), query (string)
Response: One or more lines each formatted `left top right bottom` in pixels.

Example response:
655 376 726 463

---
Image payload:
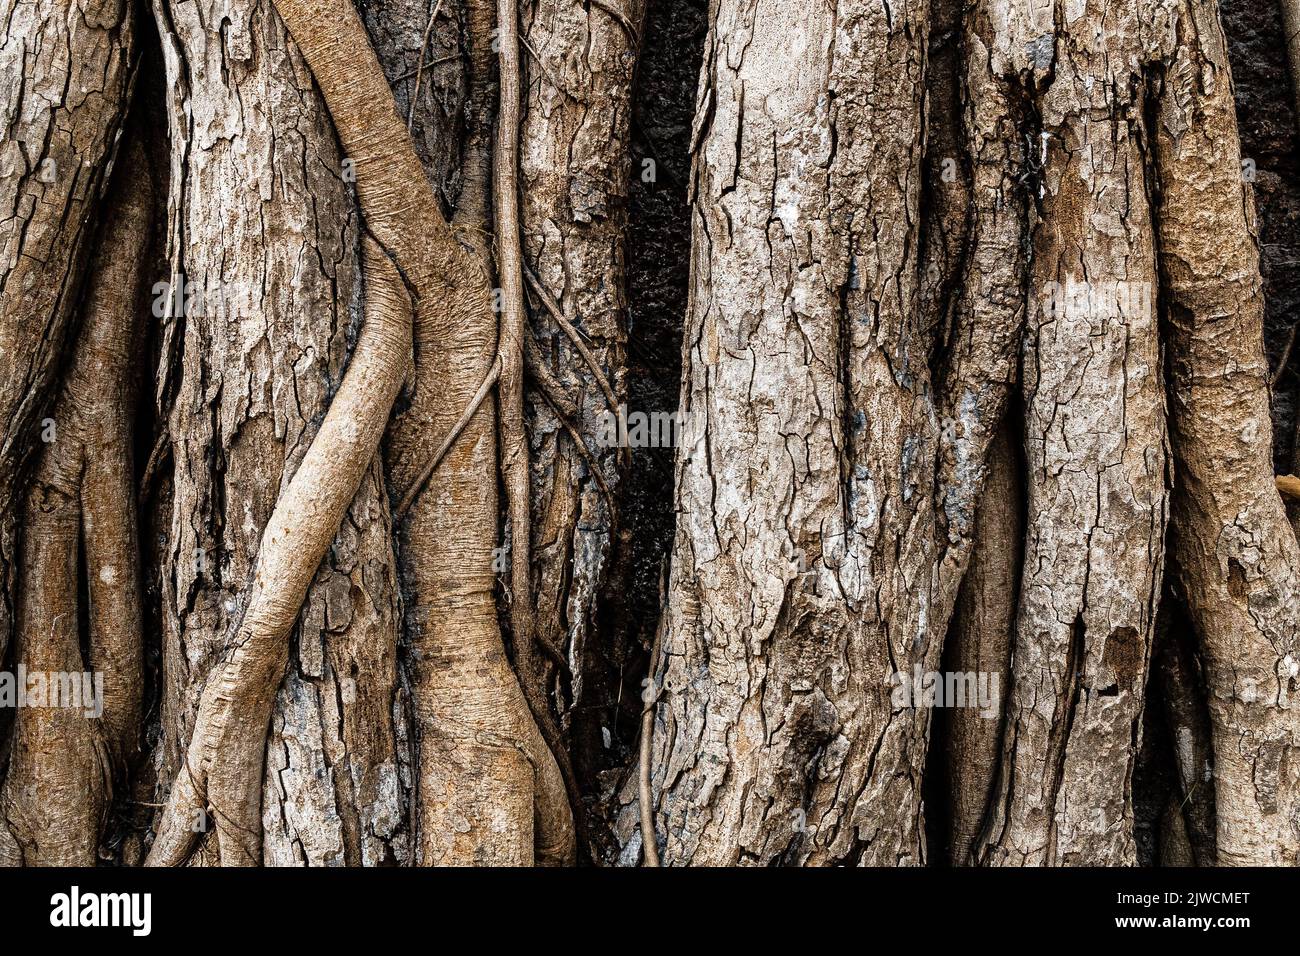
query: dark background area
580 0 706 858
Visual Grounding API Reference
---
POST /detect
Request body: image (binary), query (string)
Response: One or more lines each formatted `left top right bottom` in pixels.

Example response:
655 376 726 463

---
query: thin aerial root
530 354 617 517
136 428 171 506
524 265 620 417
552 401 617 516
407 0 445 131
1277 474 1300 502
494 0 576 863
589 0 641 45
531 622 573 677
519 35 574 101
525 332 579 419
1281 0 1300 132
395 355 501 517
1272 317 1300 386
638 566 667 867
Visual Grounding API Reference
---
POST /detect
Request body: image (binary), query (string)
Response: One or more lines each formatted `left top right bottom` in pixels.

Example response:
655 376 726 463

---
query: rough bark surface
943 424 1018 865
0 0 136 662
1154 0 1300 865
976 0 1173 867
0 135 151 865
644 0 935 866
639 0 1035 866
147 0 406 865
519 0 644 777
2 0 1299 871
255 0 573 865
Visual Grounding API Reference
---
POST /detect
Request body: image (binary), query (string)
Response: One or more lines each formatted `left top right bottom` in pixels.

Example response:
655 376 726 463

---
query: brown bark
0 136 152 865
519 0 645 820
255 0 574 865
519 0 642 694
0 0 136 665
1154 0 1300 866
944 424 1019 865
2 0 1298 871
508 0 649 857
976 0 1171 867
643 0 1026 866
1154 594 1217 865
144 0 408 866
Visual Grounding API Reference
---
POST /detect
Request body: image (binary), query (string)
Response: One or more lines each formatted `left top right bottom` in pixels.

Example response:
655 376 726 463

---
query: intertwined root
145 0 574 866
146 235 412 865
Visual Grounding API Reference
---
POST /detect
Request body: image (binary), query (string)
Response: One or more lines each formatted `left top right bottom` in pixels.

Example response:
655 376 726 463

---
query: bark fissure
1 0 1297 870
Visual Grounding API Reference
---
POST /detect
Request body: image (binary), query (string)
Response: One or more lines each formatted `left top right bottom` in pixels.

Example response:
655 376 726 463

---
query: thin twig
137 428 171 505
392 53 458 84
560 407 617 514
525 332 579 419
639 562 668 867
1273 316 1300 387
533 367 618 517
523 265 620 415
520 35 576 101
524 265 631 475
494 0 533 659
395 356 501 517
407 0 445 131
588 0 641 46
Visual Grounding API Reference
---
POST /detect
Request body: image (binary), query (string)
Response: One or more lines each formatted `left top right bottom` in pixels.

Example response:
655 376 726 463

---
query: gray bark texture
0 0 1297 870
148 0 405 865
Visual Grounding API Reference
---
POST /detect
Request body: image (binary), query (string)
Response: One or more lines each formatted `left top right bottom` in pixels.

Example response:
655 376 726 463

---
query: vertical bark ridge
0 0 136 668
650 0 939 866
646 0 1037 867
975 0 1174 867
145 0 407 865
0 134 152 865
1153 591 1217 864
518 0 646 834
943 423 1020 864
1153 0 1300 866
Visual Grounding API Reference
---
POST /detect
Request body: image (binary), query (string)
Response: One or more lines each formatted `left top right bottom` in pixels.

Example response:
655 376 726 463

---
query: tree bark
1154 0 1300 865
944 423 1019 865
649 0 938 866
641 0 1038 863
1 0 1297 870
519 0 644 797
146 0 407 865
0 133 152 865
976 0 1171 867
0 0 136 665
